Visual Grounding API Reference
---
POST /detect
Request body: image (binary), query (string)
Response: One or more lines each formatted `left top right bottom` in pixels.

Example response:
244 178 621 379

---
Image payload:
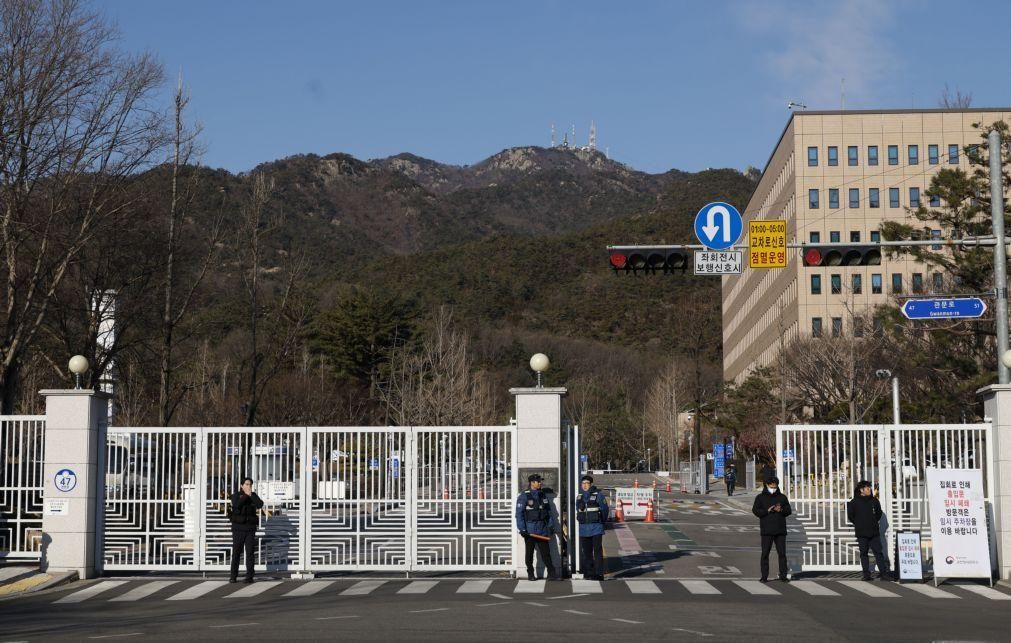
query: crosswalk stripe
55 580 129 603
398 581 437 594
901 584 959 599
680 580 721 595
514 580 546 593
624 580 662 594
341 580 386 596
734 580 780 595
283 581 335 597
227 580 282 598
167 580 229 601
109 580 179 602
457 580 493 593
570 580 603 594
955 584 1011 600
790 581 840 596
836 580 899 597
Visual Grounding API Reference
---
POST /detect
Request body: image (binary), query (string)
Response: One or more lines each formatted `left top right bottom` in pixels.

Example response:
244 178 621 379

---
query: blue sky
98 0 1011 175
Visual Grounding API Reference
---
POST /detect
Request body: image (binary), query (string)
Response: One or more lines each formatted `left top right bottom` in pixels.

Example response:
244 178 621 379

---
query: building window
811 274 822 295
832 317 843 338
949 144 959 164
869 188 880 208
828 146 838 166
852 274 863 294
809 189 819 209
812 317 823 338
873 317 884 337
848 146 858 166
854 319 865 337
892 273 903 294
831 274 842 294
908 145 919 165
931 229 942 250
849 188 860 208
868 145 879 166
872 274 882 294
871 230 881 243
830 231 840 243
910 187 920 208
929 194 940 207
929 144 939 165
850 231 861 242
969 144 979 160
932 272 944 292
810 231 821 243
889 187 900 208
829 188 839 209
808 147 818 166
888 145 899 165
912 273 924 293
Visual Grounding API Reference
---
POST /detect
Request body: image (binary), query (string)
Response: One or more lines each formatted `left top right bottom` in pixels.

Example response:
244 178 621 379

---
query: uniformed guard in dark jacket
229 477 265 583
515 473 558 581
847 480 892 581
725 465 738 496
752 476 791 582
576 475 609 580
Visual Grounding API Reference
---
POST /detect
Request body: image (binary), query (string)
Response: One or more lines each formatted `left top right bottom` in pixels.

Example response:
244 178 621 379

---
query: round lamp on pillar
68 355 89 390
530 353 550 388
1002 350 1011 371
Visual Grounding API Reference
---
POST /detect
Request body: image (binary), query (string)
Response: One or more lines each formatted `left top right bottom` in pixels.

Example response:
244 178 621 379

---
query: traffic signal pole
989 129 1009 385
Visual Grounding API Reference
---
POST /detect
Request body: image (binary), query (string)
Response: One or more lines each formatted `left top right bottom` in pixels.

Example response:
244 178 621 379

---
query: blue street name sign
694 202 743 250
901 297 987 320
782 448 795 463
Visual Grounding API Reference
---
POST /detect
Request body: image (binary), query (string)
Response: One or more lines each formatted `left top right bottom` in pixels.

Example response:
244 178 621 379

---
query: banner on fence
926 467 992 581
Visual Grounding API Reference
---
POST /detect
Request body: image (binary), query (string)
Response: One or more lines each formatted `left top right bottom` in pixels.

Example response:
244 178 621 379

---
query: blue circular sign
54 468 77 492
694 202 743 250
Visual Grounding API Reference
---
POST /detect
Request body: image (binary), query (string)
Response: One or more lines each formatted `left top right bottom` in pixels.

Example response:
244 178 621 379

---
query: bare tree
0 0 166 411
644 356 684 471
939 84 973 109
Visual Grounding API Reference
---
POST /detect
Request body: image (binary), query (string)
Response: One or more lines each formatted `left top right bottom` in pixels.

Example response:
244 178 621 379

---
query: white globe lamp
68 355 89 389
1002 349 1011 370
530 353 549 388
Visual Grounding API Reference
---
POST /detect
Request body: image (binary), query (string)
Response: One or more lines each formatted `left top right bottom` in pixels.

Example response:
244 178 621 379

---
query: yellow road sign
748 220 787 268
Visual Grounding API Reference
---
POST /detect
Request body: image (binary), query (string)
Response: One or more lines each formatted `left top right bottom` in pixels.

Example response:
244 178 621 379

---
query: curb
0 570 78 600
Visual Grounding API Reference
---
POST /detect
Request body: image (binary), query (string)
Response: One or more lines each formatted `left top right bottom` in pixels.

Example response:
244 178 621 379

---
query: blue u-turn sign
694 202 743 250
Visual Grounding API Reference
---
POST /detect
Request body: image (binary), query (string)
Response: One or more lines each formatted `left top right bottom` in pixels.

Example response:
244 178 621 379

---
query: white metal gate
776 423 993 573
0 416 45 560
103 425 515 573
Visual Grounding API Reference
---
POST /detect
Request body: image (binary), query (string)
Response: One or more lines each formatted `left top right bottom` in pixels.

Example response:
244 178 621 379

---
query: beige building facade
723 108 1011 384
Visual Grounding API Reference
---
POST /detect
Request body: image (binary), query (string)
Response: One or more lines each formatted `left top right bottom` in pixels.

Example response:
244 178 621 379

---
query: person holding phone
229 477 265 584
752 476 792 582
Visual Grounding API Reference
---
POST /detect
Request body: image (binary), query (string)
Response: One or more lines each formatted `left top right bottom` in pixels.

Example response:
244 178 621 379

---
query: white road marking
790 581 840 596
513 580 546 593
565 609 592 615
284 580 335 597
409 607 449 613
227 581 282 598
489 593 513 600
209 623 260 628
457 580 493 593
955 584 1011 600
56 581 130 604
734 580 780 595
341 580 386 595
524 601 547 607
398 581 438 594
901 583 960 599
570 579 603 593
476 601 512 607
315 615 360 620
672 627 714 637
612 618 643 624
624 580 662 594
167 580 229 601
109 581 178 602
836 580 899 597
547 593 589 600
87 635 143 640
680 580 721 595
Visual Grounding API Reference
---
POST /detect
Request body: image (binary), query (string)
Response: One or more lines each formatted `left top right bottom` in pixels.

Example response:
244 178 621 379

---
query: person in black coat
847 480 892 581
752 476 791 582
230 477 265 583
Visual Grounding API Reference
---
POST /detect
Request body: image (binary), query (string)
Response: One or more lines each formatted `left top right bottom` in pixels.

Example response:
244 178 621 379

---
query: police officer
725 464 738 497
230 477 265 584
576 474 608 581
515 473 559 581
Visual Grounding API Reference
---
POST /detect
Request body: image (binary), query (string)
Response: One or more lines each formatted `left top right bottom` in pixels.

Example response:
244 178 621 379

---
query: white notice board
925 468 993 583
896 531 923 581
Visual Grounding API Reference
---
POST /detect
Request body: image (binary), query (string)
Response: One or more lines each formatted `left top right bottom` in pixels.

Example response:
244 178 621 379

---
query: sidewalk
0 565 77 599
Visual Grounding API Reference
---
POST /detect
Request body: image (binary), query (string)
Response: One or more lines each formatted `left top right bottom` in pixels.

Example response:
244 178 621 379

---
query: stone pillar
39 389 110 578
511 387 567 578
979 384 1011 581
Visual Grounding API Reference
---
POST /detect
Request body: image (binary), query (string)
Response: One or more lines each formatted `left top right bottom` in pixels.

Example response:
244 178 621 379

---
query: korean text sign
748 220 787 268
925 468 992 580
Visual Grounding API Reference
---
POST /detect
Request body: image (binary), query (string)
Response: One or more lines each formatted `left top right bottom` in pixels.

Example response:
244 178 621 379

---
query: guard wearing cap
576 474 608 580
515 473 559 581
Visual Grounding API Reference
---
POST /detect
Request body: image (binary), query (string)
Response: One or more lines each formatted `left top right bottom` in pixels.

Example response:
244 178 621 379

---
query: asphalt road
4 473 1011 641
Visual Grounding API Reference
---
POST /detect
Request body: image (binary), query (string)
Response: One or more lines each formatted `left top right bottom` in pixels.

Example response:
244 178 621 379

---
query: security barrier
0 416 45 560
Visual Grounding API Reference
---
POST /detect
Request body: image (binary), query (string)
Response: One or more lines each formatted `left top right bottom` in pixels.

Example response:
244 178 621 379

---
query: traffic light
801 244 881 267
608 248 688 273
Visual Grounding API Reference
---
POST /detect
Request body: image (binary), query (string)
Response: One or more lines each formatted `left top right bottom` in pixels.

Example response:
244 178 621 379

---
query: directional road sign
901 297 987 320
694 202 743 250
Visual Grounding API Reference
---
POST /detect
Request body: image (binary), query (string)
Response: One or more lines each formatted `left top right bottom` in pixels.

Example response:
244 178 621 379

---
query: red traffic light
609 253 627 269
804 248 822 266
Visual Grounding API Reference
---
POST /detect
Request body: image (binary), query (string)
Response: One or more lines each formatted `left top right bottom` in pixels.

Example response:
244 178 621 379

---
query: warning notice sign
748 220 787 268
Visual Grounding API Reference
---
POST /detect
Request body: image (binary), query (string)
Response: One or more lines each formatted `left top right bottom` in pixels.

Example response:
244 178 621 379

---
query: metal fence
0 416 45 560
678 456 710 494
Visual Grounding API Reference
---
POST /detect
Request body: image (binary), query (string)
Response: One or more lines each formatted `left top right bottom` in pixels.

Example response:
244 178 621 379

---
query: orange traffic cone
644 499 656 523
665 481 671 493
634 479 639 489
614 499 625 523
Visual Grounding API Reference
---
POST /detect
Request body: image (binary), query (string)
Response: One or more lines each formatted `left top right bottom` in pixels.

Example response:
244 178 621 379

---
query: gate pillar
38 389 109 579
511 387 567 578
980 384 1011 580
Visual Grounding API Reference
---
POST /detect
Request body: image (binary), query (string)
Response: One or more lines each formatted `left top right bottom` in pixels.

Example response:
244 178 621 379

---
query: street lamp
530 353 549 388
875 369 899 425
68 355 89 389
1002 350 1011 370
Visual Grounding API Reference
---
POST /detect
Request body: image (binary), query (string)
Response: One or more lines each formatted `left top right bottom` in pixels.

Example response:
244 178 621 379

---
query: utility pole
990 129 1009 384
